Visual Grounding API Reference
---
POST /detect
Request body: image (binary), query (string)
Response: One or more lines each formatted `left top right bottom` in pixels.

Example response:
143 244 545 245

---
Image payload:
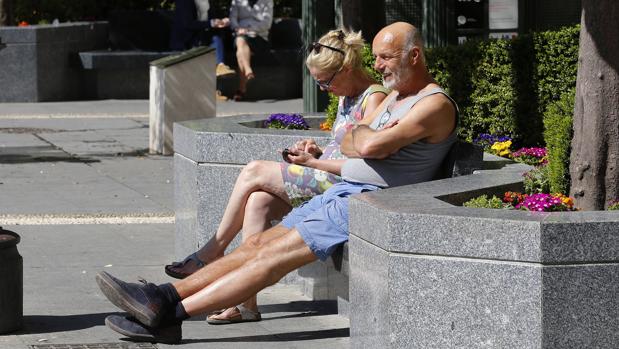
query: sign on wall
489 0 518 29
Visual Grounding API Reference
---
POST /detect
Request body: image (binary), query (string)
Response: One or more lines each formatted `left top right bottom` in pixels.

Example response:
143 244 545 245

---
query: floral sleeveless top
320 84 390 160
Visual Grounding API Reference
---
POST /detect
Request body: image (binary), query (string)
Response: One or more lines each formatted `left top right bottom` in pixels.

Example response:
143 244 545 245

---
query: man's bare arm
341 91 398 157
348 95 456 159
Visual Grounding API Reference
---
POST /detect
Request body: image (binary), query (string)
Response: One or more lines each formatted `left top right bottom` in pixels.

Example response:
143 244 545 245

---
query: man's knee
246 191 273 212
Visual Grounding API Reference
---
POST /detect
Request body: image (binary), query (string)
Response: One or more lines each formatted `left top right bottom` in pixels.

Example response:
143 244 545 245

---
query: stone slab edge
350 166 619 263
173 114 330 164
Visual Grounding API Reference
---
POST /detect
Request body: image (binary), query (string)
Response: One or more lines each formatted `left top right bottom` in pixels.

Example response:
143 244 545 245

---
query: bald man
96 22 458 344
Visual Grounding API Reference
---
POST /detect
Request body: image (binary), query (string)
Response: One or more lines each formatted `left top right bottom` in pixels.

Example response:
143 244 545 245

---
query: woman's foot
245 71 255 80
164 252 207 279
233 90 246 101
206 305 261 325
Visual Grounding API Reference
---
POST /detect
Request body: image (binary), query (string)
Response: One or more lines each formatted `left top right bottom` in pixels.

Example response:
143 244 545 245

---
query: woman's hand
236 27 248 35
286 148 316 167
291 139 322 158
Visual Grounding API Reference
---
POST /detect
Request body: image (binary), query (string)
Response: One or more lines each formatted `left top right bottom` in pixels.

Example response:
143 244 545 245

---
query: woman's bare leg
235 36 254 94
208 191 291 318
167 160 290 275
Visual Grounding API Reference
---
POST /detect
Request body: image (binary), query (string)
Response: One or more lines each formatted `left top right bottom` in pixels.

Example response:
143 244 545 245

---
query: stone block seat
216 18 304 100
78 10 179 99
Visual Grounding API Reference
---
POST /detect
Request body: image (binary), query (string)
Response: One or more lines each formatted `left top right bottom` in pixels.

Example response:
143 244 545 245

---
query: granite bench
174 114 619 348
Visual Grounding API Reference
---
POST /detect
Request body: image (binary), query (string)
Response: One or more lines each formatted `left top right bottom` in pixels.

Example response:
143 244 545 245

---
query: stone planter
173 114 329 259
0 22 108 102
348 163 619 349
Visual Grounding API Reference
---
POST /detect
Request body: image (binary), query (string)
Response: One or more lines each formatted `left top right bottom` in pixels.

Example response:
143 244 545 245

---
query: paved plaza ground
0 98 350 348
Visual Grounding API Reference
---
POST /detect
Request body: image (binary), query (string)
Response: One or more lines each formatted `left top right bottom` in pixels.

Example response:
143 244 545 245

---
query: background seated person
223 0 273 100
165 28 389 323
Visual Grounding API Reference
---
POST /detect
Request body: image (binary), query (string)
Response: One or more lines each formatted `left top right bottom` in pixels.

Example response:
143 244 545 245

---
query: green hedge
543 87 575 194
326 25 580 148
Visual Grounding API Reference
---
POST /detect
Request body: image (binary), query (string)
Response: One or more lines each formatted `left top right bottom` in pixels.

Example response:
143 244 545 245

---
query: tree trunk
569 0 619 210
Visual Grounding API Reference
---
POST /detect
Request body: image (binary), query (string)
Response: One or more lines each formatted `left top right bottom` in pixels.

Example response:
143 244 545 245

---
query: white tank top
341 87 458 188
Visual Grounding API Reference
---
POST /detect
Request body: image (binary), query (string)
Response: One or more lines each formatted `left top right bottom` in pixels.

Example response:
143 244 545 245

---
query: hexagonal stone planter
348 164 619 349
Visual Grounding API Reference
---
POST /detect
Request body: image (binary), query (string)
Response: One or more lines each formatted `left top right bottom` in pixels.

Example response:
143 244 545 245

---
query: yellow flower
491 140 512 157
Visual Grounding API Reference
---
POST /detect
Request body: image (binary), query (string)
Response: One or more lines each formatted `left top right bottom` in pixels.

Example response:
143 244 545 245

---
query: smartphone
281 148 292 163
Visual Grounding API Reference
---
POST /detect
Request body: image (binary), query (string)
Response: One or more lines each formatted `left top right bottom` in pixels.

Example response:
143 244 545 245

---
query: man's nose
374 57 384 71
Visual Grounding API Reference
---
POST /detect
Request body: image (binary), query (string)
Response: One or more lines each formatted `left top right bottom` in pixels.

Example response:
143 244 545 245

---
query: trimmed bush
543 88 575 194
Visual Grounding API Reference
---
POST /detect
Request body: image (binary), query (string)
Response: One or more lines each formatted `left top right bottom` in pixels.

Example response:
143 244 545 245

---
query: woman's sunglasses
314 68 341 89
308 42 345 55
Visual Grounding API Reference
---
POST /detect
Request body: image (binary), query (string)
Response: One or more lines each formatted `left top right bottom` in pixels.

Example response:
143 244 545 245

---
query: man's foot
105 315 182 344
164 252 207 279
216 63 236 77
206 304 261 325
95 271 168 327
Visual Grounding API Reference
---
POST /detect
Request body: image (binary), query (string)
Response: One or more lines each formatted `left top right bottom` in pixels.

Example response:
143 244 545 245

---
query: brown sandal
206 305 262 325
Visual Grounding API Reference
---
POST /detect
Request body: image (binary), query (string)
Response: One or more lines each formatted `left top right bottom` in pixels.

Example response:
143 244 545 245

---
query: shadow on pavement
258 300 338 315
18 312 116 334
179 327 350 344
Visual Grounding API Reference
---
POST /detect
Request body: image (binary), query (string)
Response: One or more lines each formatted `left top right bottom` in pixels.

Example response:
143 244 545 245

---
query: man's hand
236 27 248 35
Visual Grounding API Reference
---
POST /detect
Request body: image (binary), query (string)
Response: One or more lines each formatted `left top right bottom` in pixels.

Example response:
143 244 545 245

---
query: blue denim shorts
281 181 380 261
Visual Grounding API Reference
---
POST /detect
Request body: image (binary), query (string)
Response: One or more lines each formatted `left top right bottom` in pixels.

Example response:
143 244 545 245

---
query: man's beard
383 59 413 90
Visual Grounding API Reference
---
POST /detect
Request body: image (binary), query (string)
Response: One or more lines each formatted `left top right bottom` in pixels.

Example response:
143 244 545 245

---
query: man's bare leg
173 224 292 298
180 228 317 316
209 191 291 320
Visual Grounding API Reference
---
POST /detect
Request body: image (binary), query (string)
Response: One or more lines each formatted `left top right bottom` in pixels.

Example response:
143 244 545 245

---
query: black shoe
96 271 168 327
105 315 182 344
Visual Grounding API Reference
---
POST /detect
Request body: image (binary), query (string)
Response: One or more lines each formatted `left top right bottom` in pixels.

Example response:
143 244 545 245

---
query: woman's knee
240 160 277 188
235 37 248 49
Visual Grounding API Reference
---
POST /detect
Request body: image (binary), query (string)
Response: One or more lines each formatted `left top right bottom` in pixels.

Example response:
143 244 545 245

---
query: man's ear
409 46 420 65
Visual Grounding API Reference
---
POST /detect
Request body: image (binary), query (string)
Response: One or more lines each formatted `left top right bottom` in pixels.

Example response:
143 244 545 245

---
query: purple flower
265 113 309 130
516 193 573 212
473 133 513 150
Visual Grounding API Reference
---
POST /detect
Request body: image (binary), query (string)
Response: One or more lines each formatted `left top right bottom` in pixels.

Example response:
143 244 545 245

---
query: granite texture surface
388 255 542 349
0 22 108 102
541 264 619 348
349 235 390 348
